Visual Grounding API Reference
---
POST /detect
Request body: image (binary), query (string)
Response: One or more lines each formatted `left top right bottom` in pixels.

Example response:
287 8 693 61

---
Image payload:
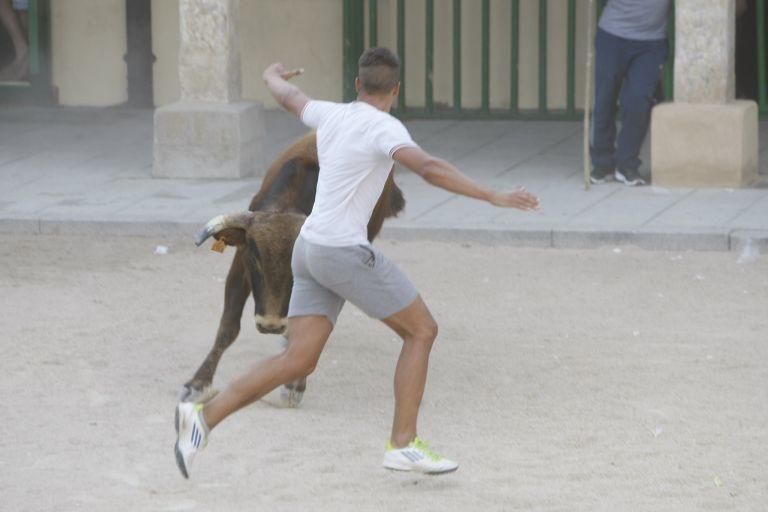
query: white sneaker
174 402 208 479
382 438 458 474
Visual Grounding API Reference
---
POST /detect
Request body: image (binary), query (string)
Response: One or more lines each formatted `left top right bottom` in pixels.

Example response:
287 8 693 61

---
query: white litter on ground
737 239 760 264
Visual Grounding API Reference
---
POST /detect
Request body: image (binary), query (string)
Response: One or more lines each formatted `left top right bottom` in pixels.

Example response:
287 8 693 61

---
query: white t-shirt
299 100 418 247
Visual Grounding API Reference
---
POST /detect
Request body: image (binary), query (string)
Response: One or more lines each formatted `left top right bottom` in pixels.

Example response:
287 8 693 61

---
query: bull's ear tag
211 239 227 253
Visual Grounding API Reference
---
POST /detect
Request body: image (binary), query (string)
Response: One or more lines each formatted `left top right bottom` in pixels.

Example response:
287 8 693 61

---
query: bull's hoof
278 336 305 407
179 384 219 404
280 384 304 408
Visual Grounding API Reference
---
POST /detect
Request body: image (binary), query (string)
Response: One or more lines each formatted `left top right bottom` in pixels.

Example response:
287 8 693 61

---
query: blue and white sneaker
383 438 458 474
615 168 647 186
174 402 208 479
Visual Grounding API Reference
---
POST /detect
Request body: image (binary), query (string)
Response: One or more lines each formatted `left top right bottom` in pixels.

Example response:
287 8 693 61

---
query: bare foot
13 55 28 80
0 63 15 81
0 55 28 81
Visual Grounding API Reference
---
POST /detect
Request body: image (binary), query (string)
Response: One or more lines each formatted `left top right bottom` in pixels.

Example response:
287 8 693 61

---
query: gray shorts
288 235 419 325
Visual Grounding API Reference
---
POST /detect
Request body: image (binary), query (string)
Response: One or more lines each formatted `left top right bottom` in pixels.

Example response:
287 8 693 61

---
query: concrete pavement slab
568 185 693 228
2 107 768 253
726 194 768 230
404 194 505 227
646 188 767 228
400 120 460 144
415 121 516 161
494 186 618 226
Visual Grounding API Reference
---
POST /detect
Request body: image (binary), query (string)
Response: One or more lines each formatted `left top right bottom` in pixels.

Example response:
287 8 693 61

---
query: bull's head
195 211 306 335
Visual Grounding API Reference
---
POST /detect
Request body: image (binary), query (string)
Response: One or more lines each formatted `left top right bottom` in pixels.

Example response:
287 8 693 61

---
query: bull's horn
194 212 253 247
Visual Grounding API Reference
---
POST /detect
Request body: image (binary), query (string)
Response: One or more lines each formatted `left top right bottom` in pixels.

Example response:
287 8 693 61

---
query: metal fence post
343 0 365 102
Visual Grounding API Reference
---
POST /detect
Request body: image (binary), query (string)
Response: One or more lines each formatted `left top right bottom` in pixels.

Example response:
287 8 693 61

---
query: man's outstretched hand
263 62 304 82
488 187 541 211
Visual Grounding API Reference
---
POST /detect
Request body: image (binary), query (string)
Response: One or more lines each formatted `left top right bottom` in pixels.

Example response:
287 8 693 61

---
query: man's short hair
358 47 400 94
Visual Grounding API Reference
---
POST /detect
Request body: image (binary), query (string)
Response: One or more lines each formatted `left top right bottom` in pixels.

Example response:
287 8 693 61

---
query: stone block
153 101 265 179
674 0 735 103
650 101 758 188
179 0 240 102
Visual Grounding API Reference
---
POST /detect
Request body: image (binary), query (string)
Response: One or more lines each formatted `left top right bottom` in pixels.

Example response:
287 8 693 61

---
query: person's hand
488 187 540 211
263 62 304 82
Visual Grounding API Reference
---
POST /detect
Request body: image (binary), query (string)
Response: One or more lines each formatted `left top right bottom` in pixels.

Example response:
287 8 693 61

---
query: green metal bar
538 0 547 112
28 0 40 74
0 0 54 102
758 0 767 113
342 0 350 100
342 0 365 102
426 0 434 111
453 0 461 111
663 2 675 101
597 0 607 18
397 0 406 111
369 0 378 47
481 0 490 111
397 108 583 121
510 0 519 112
566 0 575 113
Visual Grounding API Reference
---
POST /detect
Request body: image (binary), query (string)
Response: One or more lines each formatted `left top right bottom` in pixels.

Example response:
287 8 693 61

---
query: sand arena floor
1 234 766 511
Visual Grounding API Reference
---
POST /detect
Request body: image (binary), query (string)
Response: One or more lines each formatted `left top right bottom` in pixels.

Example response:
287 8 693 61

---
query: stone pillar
153 0 264 179
651 0 757 187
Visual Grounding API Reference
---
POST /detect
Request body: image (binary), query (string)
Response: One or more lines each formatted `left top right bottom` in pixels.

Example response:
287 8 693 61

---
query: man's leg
202 315 334 429
615 39 668 182
590 29 627 176
379 294 457 473
174 314 333 478
0 0 27 79
381 295 438 448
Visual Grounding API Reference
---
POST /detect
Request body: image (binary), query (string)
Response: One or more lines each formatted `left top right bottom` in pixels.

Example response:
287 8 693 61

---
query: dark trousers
590 28 668 173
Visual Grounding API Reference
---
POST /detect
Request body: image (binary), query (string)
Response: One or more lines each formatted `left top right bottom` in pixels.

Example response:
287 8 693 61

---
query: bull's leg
278 335 307 407
180 250 251 402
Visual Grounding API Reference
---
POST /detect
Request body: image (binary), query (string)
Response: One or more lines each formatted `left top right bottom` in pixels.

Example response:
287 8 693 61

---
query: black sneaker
615 168 647 186
590 167 614 184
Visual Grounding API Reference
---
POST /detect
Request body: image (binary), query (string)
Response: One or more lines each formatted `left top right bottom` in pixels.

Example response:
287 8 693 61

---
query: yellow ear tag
211 239 227 253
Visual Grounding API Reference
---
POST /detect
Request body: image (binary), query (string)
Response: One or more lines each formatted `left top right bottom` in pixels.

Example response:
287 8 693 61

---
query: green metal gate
0 0 52 104
756 0 767 115
343 0 677 120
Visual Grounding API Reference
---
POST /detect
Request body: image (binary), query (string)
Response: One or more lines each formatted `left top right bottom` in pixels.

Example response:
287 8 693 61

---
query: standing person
0 0 27 81
174 47 540 478
589 0 672 186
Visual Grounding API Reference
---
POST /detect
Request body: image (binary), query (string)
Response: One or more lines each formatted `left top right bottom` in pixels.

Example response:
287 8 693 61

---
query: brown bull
180 132 405 403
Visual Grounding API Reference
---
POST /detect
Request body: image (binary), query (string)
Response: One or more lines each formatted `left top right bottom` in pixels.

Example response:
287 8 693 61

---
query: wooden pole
583 0 596 191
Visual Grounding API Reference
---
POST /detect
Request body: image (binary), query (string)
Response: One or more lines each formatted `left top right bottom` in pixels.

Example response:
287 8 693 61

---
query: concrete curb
382 226 732 251
730 229 768 252
379 226 552 247
0 217 201 240
550 228 731 252
3 215 767 253
38 219 201 238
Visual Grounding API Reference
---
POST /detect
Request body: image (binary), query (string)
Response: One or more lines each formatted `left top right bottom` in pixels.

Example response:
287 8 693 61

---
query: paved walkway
1 107 767 252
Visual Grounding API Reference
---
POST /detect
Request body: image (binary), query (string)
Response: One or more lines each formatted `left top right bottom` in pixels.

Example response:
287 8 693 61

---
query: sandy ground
1 234 767 512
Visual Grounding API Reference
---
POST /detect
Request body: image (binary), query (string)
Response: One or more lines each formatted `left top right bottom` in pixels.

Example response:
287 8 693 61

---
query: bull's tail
194 212 252 247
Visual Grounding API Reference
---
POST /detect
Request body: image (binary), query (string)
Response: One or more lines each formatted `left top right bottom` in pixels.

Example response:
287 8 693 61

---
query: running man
174 47 540 477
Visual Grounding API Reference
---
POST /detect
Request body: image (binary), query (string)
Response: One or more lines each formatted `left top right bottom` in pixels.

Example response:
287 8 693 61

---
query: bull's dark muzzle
256 319 287 335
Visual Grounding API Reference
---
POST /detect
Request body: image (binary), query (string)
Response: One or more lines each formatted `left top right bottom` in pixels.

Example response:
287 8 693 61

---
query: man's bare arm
393 146 540 211
262 63 310 118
